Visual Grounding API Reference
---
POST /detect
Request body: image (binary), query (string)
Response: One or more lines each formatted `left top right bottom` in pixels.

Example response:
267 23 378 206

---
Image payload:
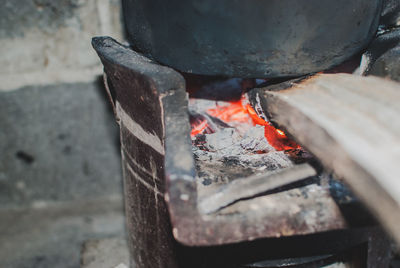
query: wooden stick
199 163 316 214
253 73 400 245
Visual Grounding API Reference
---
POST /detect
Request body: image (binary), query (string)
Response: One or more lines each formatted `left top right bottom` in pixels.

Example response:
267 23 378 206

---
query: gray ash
190 98 297 185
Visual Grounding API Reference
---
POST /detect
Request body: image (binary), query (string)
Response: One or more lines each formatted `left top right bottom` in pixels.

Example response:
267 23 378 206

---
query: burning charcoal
189 88 311 205
240 125 274 153
285 148 314 164
206 115 232 129
192 134 208 150
190 113 233 138
190 112 214 137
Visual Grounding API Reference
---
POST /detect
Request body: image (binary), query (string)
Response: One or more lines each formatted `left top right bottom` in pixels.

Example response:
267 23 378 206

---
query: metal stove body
92 37 392 268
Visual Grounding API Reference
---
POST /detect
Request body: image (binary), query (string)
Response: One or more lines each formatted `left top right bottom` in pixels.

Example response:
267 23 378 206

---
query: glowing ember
276 129 285 136
190 96 301 151
207 101 250 124
191 119 209 137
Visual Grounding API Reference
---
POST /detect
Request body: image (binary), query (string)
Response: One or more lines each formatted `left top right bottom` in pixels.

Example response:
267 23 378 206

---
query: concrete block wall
0 0 124 90
0 0 125 208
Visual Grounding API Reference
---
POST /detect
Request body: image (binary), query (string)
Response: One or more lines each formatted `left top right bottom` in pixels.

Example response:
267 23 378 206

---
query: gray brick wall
0 0 125 207
0 0 124 90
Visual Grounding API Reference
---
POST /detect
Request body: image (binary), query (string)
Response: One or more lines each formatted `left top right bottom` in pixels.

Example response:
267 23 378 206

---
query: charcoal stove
91 36 397 268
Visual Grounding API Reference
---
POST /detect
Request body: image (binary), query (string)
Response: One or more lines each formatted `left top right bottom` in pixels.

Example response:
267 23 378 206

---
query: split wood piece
253 73 400 245
199 163 317 214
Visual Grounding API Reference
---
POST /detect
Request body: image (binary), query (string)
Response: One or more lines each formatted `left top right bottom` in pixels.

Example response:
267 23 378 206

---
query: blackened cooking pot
122 0 382 78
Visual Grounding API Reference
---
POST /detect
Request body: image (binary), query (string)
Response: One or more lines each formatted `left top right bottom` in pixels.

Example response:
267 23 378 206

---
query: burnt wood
198 163 317 214
251 73 400 246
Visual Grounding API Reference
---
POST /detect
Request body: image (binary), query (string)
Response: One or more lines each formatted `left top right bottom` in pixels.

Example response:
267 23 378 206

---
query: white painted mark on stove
149 156 162 264
125 162 162 196
116 102 165 155
122 146 155 178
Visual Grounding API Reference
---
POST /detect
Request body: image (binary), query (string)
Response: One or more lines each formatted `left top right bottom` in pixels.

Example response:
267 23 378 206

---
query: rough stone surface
81 237 130 268
0 80 123 208
0 0 124 90
1 0 80 38
0 197 125 268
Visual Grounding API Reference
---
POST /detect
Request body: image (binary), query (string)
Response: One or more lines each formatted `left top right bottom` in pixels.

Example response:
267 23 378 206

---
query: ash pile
188 78 311 188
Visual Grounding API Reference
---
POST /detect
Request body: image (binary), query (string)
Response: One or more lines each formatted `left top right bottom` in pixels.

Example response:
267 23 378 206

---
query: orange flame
207 100 251 124
191 119 209 137
194 97 300 151
245 104 300 151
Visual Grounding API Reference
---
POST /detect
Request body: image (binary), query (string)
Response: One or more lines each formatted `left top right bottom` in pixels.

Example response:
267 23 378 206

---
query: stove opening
186 76 318 214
